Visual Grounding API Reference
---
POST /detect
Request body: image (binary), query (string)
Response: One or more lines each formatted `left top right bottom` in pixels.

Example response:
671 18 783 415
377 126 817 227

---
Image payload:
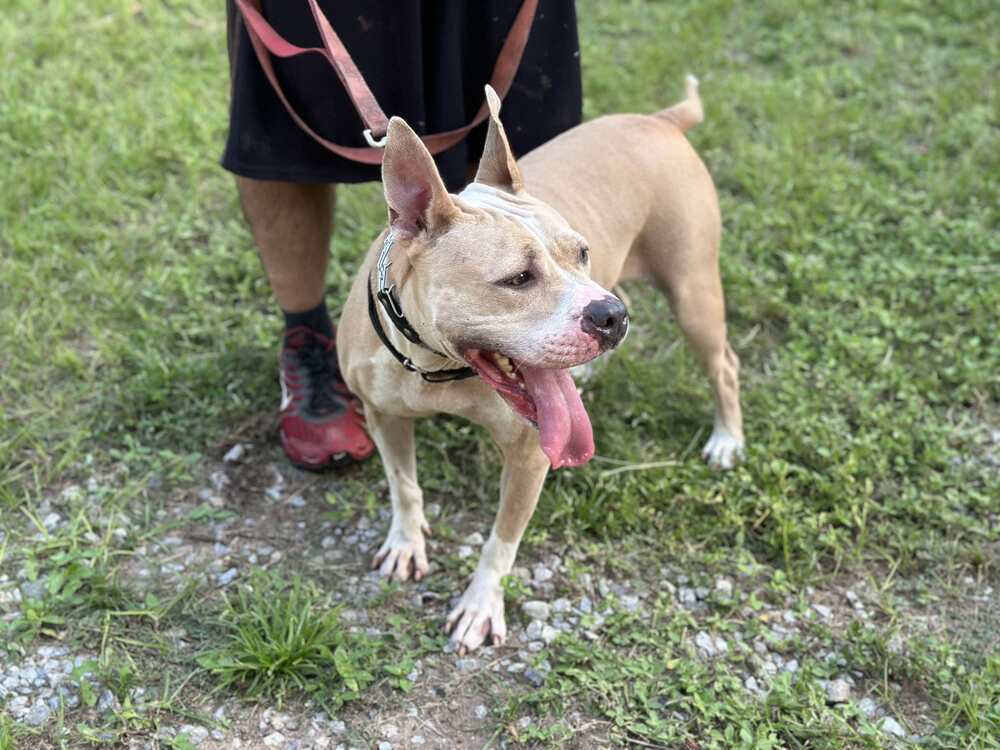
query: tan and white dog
337 76 744 654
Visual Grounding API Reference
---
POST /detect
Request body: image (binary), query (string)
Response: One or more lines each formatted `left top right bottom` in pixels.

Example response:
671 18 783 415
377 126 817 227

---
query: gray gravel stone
179 725 209 746
474 704 488 719
525 620 544 641
97 688 118 712
216 568 239 586
462 532 484 546
533 564 554 583
522 600 551 620
858 697 879 717
263 732 285 747
825 679 851 704
24 701 50 726
813 603 833 619
540 625 558 644
552 597 572 614
457 545 474 559
524 668 545 687
620 594 640 613
695 631 716 657
223 444 246 463
411 736 425 746
20 580 46 601
880 717 906 738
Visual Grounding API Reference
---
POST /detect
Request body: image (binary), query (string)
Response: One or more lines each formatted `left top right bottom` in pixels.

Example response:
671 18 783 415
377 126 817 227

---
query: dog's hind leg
368 408 431 581
446 426 550 654
660 259 744 469
639 204 745 469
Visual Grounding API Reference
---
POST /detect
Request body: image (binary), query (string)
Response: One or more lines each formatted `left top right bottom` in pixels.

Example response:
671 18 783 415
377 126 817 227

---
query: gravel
0 649 103 727
521 600 551 621
524 668 546 687
533 564 554 583
825 679 851 704
880 716 907 738
223 444 246 463
694 631 728 658
0 467 944 745
262 731 286 747
179 724 210 746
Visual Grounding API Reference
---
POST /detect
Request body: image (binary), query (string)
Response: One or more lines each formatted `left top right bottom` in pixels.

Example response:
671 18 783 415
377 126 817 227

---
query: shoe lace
296 334 343 416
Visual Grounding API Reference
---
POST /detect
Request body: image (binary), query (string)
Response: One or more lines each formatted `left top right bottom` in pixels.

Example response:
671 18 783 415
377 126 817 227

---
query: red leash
234 0 539 164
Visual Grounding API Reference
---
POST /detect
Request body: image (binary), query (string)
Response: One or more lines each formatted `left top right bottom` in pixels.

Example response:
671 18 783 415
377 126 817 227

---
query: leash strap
234 0 538 164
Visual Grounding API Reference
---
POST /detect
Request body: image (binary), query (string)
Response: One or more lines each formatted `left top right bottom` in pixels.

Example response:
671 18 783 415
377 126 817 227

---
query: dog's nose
581 295 629 349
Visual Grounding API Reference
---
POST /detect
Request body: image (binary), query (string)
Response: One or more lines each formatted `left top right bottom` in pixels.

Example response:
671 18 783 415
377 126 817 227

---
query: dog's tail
655 74 703 132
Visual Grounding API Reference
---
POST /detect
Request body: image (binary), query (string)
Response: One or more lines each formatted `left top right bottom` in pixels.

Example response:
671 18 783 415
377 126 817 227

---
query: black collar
367 233 477 384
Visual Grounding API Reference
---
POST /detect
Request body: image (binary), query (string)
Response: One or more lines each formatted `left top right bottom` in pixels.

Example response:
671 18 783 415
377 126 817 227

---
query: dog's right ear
474 85 524 193
382 117 458 239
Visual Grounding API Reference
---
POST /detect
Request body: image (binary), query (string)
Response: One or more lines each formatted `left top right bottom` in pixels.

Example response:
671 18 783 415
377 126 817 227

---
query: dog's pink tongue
520 366 594 469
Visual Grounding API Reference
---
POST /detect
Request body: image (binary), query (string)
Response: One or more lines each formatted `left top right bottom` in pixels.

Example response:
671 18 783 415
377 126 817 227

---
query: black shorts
222 1 582 190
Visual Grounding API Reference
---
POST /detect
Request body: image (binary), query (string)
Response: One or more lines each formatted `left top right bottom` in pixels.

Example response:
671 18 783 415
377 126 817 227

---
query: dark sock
283 302 334 339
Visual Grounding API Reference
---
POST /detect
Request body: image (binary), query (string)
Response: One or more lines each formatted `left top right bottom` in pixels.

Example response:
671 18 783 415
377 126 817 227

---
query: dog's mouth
464 349 594 469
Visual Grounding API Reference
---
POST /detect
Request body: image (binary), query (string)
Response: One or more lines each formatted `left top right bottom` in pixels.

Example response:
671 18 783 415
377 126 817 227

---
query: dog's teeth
493 353 515 376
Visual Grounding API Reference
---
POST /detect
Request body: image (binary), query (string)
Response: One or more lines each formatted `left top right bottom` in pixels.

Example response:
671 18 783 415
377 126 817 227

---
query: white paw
445 578 507 655
372 519 430 582
701 426 745 470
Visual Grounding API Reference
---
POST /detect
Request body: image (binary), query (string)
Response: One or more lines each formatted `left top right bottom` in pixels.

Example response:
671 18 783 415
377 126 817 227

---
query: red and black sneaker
278 327 374 471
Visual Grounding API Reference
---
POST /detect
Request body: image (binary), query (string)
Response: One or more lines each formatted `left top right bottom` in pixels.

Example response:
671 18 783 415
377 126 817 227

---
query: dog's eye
500 270 534 288
579 246 590 263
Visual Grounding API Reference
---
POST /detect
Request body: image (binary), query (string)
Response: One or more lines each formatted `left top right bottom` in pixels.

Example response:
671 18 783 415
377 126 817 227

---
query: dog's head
379 87 627 469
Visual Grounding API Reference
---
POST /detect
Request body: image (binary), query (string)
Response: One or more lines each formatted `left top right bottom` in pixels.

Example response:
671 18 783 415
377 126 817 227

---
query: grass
1 0 998 747
196 573 382 708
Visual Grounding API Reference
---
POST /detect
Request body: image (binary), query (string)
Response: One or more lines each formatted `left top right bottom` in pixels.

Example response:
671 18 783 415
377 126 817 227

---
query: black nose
581 295 629 349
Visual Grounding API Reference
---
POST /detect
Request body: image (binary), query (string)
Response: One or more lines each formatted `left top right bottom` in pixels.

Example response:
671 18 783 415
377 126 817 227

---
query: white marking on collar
458 182 548 248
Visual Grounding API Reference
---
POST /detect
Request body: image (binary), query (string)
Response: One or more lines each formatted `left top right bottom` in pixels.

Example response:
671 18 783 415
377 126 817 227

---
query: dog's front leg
447 430 549 654
368 408 431 582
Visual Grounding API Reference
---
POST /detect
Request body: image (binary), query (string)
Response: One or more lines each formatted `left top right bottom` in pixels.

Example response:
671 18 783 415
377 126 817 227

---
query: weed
197 572 380 708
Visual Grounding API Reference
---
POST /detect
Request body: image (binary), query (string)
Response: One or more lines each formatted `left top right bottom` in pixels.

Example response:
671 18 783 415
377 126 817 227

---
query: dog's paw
372 521 430 582
445 579 506 655
701 426 745 470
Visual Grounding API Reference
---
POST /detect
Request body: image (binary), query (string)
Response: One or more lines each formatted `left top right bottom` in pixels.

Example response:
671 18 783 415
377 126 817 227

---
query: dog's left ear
474 85 525 193
382 117 459 239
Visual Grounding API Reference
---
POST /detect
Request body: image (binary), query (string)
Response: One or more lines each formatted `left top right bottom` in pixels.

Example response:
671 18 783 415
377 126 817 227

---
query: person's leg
236 175 374 470
236 176 334 323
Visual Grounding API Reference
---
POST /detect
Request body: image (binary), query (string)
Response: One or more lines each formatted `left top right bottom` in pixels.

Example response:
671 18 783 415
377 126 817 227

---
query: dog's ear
474 85 524 193
382 117 458 238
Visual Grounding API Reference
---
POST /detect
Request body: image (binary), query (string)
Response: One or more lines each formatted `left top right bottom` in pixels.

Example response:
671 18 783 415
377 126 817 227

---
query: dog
337 76 744 653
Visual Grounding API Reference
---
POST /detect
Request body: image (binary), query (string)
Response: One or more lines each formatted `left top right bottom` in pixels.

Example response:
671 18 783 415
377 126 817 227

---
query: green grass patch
197 572 417 709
